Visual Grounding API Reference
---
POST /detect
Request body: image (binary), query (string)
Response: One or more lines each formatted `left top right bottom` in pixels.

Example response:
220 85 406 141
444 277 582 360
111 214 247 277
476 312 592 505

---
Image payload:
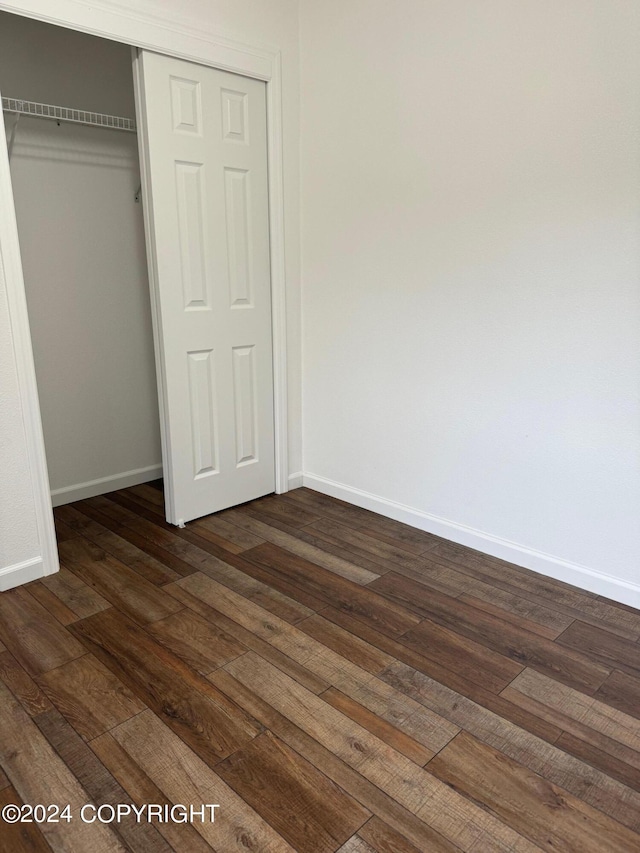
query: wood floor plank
225 653 540 852
40 565 111 621
59 537 182 625
554 731 640 795
177 571 459 755
90 527 182 586
216 729 370 852
194 512 265 551
0 679 125 852
336 837 375 853
595 669 640 721
243 543 419 638
53 517 78 542
389 558 574 638
243 493 323 529
0 650 54 716
128 483 165 509
190 520 255 554
382 660 640 832
419 543 640 642
508 668 640 755
298 613 395 674
322 605 563 744
208 668 468 853
111 709 295 852
398 617 524 693
500 669 640 790
115 487 165 517
428 731 640 852
245 504 395 580
91 732 214 853
557 620 640 678
371 572 609 694
457 593 565 640
222 508 381 584
71 607 262 766
167 582 330 695
34 707 171 853
105 525 199 579
37 654 146 741
0 587 85 676
305 517 430 574
81 494 141 525
322 687 434 765
123 514 316 622
0 786 52 852
358 816 426 853
54 503 106 536
285 488 407 536
27 581 78 626
4 486 640 852
149 608 246 675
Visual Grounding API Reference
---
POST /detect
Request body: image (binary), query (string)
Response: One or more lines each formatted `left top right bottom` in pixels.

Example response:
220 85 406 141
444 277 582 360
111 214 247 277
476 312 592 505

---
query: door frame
0 1 290 572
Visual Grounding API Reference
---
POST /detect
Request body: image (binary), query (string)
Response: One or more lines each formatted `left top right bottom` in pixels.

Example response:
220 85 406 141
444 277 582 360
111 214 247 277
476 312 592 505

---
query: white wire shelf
2 97 136 132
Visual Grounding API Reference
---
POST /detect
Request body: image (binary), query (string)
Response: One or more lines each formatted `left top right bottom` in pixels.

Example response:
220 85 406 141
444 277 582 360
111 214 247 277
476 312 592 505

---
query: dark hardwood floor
1 483 639 851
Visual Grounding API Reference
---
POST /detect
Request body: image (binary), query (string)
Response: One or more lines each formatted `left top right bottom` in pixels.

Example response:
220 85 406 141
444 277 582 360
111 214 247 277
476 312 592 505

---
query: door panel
135 50 275 525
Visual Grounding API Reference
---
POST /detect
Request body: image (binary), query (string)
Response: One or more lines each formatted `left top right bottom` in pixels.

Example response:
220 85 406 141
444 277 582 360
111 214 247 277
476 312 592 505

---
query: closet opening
1 13 167 530
1 5 285 588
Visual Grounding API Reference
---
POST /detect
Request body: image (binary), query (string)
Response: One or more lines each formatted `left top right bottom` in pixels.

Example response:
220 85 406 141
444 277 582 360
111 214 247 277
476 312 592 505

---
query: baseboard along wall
302 472 640 610
50 464 163 507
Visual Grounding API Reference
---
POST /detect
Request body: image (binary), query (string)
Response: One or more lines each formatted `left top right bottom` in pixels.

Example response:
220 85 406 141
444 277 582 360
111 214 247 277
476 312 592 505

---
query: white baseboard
51 464 163 507
302 472 640 609
286 471 304 490
0 556 46 591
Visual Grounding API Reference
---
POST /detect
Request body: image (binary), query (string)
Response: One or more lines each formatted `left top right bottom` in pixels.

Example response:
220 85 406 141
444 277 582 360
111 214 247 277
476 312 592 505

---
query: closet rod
2 97 136 132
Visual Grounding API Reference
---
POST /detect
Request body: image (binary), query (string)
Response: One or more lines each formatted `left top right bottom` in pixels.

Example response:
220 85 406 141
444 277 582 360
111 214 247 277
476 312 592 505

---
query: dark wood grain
322 606 563 744
2 483 640 850
322 687 434 765
217 729 369 852
0 680 125 852
149 607 246 674
595 669 640 720
27 581 78 626
90 732 214 853
557 620 640 678
59 537 182 625
0 587 85 676
70 607 261 766
40 565 111 621
358 816 426 853
34 707 171 853
0 650 53 716
372 572 610 693
398 617 524 693
0 786 52 852
37 654 145 741
428 731 640 852
210 668 460 853
168 581 331 695
243 543 420 638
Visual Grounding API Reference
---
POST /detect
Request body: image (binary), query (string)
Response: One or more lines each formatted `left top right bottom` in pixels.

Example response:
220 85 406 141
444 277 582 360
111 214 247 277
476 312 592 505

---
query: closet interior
0 12 163 509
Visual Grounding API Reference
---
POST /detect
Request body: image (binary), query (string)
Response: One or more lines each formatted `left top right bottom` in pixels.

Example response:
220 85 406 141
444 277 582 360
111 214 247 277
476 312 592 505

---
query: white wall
300 0 640 605
1 12 162 500
0 0 301 585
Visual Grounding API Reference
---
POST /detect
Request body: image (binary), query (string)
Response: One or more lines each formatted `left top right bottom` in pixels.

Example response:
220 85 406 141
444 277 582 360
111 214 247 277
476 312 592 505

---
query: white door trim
0 1 289 574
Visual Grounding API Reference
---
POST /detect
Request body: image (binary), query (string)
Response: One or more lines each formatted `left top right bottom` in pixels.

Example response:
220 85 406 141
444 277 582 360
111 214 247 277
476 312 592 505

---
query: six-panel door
136 50 275 525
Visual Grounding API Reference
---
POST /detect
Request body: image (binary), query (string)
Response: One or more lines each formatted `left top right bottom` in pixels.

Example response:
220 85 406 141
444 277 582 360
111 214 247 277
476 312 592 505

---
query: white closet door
135 50 275 526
